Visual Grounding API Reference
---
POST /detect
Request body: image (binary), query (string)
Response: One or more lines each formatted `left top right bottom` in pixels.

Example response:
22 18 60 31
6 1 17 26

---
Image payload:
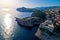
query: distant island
16 7 37 12
16 6 59 12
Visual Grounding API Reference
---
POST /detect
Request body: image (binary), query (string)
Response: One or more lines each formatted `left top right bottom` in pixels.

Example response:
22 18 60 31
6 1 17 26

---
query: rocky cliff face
35 27 60 40
16 7 60 40
35 7 60 40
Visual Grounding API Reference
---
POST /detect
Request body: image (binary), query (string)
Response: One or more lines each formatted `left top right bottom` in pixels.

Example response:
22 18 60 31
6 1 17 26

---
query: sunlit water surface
0 8 38 40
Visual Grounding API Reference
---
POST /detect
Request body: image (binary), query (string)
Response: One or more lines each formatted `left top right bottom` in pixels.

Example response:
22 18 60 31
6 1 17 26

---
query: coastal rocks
15 17 33 27
40 20 54 32
35 20 60 40
15 17 41 27
35 27 60 40
35 28 41 39
15 7 60 40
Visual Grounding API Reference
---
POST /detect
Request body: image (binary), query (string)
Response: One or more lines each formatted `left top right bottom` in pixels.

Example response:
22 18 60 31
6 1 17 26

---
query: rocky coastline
16 7 60 40
35 7 60 40
15 17 42 28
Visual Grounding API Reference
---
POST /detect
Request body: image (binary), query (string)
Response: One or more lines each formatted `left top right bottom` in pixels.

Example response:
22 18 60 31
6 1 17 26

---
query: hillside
16 6 60 12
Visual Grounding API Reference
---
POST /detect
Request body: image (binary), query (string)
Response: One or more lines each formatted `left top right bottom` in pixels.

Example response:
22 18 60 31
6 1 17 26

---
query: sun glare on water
1 8 10 11
2 14 14 39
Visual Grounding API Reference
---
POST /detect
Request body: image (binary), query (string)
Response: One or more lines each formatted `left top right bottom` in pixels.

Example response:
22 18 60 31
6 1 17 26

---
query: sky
0 0 60 8
18 0 60 8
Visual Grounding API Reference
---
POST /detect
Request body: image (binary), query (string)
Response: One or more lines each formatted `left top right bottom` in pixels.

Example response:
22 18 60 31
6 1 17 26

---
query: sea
0 8 38 40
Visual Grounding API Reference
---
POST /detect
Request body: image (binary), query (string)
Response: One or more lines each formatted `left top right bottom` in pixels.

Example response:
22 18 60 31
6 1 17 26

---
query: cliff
35 7 60 40
15 17 42 27
16 6 60 40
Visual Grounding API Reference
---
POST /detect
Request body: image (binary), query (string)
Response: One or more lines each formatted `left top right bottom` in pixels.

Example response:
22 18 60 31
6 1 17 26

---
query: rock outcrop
35 20 60 40
16 6 60 40
35 27 60 40
15 17 42 27
40 20 54 32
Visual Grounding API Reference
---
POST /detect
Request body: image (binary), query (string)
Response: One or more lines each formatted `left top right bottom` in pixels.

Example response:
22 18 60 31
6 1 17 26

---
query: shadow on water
13 22 39 40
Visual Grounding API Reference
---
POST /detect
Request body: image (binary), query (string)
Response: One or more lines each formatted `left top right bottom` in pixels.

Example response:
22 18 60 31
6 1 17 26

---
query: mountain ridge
16 6 60 12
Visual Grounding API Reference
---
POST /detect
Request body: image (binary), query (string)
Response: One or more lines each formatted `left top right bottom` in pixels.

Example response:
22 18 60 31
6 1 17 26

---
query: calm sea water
0 8 38 40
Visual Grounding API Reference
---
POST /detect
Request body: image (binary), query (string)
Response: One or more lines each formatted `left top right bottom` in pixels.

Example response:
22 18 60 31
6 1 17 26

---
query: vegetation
31 10 46 22
58 10 60 13
39 27 53 36
53 22 60 33
21 17 28 21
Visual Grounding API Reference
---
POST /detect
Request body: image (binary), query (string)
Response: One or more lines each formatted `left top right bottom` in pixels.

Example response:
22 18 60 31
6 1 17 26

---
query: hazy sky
18 0 60 8
0 0 60 8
